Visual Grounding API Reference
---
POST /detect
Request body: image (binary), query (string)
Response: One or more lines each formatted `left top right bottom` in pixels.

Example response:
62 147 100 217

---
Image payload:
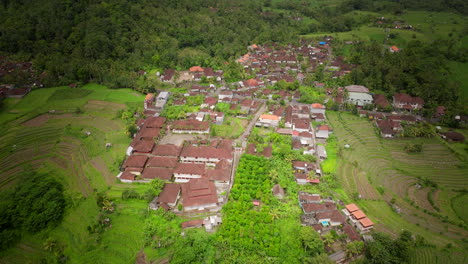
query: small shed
272 184 285 199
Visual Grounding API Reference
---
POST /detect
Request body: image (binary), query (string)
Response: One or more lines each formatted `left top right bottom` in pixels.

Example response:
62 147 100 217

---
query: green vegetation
0 172 65 251
327 111 468 252
211 117 246 139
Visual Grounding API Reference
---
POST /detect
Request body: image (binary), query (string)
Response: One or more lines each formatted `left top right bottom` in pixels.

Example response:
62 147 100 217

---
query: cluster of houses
121 136 234 213
237 39 353 87
160 66 223 83
298 193 366 243
0 56 38 99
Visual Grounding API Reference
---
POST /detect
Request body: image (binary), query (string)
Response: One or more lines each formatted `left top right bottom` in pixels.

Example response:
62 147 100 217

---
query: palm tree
102 199 114 212
43 238 57 252
322 233 335 247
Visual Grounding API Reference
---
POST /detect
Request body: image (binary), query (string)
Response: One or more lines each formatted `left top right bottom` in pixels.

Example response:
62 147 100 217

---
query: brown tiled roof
181 219 204 228
120 171 137 181
299 194 321 202
180 146 232 160
316 210 345 223
144 116 166 128
216 139 233 150
157 183 180 204
343 224 361 241
123 155 148 168
142 167 174 181
172 120 210 131
302 203 326 213
345 204 359 212
181 178 218 207
138 127 160 139
373 94 389 108
359 217 374 227
152 144 181 157
295 173 309 180
147 157 178 168
174 163 205 176
272 184 284 196
132 140 155 153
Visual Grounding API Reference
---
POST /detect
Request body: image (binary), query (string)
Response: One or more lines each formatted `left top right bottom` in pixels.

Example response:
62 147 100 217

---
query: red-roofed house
189 66 204 73
316 210 345 226
132 140 155 154
393 93 424 110
172 119 210 134
157 183 180 207
181 178 218 211
373 94 390 109
142 167 174 181
152 144 181 157
144 93 155 109
357 217 374 232
256 114 281 127
144 116 166 128
389 45 400 53
180 146 232 164
147 157 178 168
316 125 331 139
174 163 206 183
345 204 359 213
310 103 326 115
123 155 148 169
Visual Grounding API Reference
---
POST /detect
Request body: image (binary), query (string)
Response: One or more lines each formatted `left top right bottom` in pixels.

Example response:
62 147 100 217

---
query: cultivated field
0 84 149 263
327 111 468 250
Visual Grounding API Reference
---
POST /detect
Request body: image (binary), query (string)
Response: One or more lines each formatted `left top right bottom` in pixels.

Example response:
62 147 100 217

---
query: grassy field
0 84 149 263
326 111 468 251
211 117 247 139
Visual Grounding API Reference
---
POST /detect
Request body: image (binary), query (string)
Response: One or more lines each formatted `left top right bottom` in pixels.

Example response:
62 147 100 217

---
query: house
272 184 285 199
123 155 148 169
181 178 218 211
292 161 317 173
302 202 336 214
298 193 321 203
298 131 313 145
256 114 280 127
356 217 374 232
144 116 166 128
179 146 232 164
310 103 326 115
344 203 359 214
292 118 310 132
373 94 390 109
162 69 176 82
313 113 325 122
218 91 233 102
240 99 253 113
205 159 231 184
345 85 369 93
132 140 155 154
172 120 210 134
141 167 173 181
181 219 204 229
156 183 180 207
174 163 206 182
392 93 424 110
347 92 373 106
317 145 327 160
376 120 401 138
152 144 181 157
295 173 310 185
189 66 204 73
343 224 361 241
389 45 400 53
147 157 178 168
155 91 170 110
136 127 160 141
315 125 331 139
316 210 345 226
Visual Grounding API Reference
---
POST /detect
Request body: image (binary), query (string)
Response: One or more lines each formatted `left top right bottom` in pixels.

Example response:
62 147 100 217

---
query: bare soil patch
22 114 49 127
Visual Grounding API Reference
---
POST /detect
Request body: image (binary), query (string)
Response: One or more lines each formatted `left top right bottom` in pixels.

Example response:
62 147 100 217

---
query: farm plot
327 111 468 247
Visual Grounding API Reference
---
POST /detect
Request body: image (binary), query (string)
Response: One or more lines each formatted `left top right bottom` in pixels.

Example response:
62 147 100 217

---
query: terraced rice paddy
327 111 468 247
0 85 147 263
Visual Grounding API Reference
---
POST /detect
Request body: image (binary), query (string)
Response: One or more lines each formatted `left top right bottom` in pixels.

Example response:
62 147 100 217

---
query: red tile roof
147 157 178 168
123 155 148 168
172 120 210 131
189 66 204 72
132 140 155 153
152 144 181 157
181 219 204 228
311 103 325 109
157 183 180 204
352 210 366 220
302 203 326 213
138 127 160 139
318 125 330 131
144 116 166 128
180 146 232 160
345 203 359 212
343 224 361 241
316 210 345 223
299 194 321 202
181 178 218 207
359 217 374 227
142 167 173 181
174 163 205 176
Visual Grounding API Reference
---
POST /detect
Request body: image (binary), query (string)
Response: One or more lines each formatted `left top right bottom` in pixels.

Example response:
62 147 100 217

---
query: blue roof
319 41 326 45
